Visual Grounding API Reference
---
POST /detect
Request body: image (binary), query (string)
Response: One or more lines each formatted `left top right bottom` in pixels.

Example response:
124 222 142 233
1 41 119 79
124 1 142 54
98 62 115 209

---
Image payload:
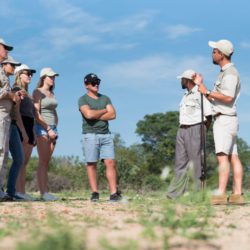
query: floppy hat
1 55 21 65
15 64 36 75
208 39 234 56
40 67 59 78
0 38 13 51
177 69 196 80
84 73 101 84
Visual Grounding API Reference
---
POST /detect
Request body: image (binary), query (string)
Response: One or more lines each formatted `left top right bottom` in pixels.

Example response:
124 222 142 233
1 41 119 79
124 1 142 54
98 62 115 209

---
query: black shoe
90 192 99 202
0 194 14 202
109 191 122 202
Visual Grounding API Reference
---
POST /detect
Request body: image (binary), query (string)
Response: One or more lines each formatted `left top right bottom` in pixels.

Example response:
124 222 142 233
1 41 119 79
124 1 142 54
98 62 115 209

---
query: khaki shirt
179 85 212 125
211 63 240 116
0 66 13 118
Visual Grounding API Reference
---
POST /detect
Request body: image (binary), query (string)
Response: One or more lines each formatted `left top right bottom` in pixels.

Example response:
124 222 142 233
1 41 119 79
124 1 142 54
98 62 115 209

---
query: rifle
200 93 207 189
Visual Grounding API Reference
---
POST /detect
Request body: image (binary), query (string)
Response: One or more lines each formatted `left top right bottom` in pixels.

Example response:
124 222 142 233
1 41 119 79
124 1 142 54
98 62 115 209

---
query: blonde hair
13 71 28 91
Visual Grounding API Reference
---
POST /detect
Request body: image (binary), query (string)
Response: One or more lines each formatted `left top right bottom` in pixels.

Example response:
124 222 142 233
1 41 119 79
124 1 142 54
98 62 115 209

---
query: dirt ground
0 198 250 250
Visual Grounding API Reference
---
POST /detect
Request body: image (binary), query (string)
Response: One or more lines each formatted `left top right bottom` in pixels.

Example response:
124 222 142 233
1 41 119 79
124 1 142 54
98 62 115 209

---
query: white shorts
213 115 238 155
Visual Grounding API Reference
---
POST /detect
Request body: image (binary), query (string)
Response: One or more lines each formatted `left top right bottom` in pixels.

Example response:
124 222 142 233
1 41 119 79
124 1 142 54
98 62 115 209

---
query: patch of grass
99 238 138 250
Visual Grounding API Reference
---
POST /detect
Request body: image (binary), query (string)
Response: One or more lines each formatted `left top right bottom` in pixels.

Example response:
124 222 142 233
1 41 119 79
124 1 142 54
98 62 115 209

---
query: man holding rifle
167 69 212 199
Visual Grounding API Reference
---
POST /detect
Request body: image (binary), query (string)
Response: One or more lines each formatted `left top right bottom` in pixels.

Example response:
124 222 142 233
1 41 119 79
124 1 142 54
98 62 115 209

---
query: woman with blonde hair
33 67 59 201
13 64 36 200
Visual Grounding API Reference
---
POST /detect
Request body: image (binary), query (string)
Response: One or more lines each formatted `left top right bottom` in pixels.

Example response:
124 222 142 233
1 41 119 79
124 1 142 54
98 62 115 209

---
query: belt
180 122 202 129
213 113 237 119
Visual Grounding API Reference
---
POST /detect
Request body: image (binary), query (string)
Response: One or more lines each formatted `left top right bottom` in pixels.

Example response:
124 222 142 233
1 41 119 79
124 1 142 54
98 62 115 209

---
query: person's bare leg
230 154 243 194
217 153 230 194
104 159 117 194
36 136 55 194
86 163 98 192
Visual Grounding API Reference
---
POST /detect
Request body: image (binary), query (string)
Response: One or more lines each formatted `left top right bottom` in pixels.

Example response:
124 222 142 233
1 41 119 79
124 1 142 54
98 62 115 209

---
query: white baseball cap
208 39 234 56
0 38 13 51
177 69 196 80
40 67 59 78
14 64 36 75
1 55 21 65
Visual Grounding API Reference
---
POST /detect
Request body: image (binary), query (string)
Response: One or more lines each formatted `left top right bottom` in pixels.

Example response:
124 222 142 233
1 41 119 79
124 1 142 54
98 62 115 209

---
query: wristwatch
205 90 211 97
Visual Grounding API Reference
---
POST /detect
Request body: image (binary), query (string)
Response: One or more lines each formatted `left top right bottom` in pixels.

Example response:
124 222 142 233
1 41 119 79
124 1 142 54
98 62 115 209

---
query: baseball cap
208 39 234 56
177 69 196 80
1 55 21 66
40 67 59 78
84 73 101 84
15 64 36 75
0 38 13 51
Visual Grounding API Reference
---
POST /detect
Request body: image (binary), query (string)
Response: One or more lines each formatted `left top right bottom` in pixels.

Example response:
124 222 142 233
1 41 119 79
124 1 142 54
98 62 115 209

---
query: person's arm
15 102 29 144
193 73 233 104
79 104 107 120
99 104 116 121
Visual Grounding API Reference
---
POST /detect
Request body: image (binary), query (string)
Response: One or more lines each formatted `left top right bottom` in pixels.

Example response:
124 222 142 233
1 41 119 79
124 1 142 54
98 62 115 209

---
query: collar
221 63 234 72
185 85 198 95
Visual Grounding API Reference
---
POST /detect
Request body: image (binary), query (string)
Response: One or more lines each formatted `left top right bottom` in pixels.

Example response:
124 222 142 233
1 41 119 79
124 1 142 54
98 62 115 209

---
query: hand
48 129 58 141
15 90 25 100
22 132 29 144
193 73 203 86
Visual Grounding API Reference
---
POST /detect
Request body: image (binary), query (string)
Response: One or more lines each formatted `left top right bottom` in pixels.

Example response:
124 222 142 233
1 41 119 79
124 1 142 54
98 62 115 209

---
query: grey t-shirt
78 93 112 134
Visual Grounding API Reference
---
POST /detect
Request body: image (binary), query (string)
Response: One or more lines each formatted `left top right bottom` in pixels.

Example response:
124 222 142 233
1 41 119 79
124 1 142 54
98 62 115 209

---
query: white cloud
165 24 202 39
101 54 214 93
240 41 250 49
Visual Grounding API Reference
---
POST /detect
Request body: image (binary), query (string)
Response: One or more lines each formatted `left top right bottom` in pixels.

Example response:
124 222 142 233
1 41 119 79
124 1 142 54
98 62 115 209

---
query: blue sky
1 0 250 158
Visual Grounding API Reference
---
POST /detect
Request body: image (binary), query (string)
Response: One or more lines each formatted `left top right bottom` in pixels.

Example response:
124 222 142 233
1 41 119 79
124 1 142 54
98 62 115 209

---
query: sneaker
109 191 122 202
228 193 245 205
0 194 14 202
90 192 99 202
41 192 58 201
0 190 6 199
15 192 35 201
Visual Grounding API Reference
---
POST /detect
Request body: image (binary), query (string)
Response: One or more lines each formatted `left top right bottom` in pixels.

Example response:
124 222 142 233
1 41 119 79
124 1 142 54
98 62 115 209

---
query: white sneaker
42 192 58 201
15 192 35 201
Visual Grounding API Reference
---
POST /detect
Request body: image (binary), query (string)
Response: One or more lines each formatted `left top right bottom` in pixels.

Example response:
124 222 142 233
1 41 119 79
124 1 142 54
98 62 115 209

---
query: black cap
84 73 101 84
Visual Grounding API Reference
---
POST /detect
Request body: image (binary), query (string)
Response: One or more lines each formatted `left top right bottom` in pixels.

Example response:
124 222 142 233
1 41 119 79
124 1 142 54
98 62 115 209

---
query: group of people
167 39 244 205
0 37 121 203
0 36 244 205
0 37 60 201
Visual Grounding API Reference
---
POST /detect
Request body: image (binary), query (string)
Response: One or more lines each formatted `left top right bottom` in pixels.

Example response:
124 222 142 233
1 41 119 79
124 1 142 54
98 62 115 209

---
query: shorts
82 133 115 163
18 116 35 145
34 123 58 138
213 115 238 155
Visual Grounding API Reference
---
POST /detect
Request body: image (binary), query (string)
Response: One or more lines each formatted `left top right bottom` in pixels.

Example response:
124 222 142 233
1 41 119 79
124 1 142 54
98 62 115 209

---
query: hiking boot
210 194 228 205
228 193 245 205
90 192 99 202
109 191 122 202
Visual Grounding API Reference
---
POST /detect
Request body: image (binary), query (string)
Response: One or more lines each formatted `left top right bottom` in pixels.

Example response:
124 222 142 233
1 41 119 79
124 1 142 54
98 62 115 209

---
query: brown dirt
0 199 250 250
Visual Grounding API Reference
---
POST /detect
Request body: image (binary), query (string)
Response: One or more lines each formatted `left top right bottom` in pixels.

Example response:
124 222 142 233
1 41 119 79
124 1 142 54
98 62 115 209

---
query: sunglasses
21 71 33 77
89 81 100 87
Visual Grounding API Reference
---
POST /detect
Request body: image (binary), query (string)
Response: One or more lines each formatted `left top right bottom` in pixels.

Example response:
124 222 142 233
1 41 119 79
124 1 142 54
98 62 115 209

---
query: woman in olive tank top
33 67 59 201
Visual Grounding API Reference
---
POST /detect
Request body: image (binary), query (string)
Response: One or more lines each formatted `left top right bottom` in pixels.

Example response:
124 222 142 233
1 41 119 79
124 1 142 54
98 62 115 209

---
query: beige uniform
212 63 240 154
0 66 13 189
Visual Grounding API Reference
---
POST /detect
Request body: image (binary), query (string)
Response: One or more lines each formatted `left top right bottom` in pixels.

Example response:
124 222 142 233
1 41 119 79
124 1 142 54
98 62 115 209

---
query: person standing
167 69 212 199
194 39 244 205
13 64 36 200
78 73 121 202
33 68 59 201
0 55 22 201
